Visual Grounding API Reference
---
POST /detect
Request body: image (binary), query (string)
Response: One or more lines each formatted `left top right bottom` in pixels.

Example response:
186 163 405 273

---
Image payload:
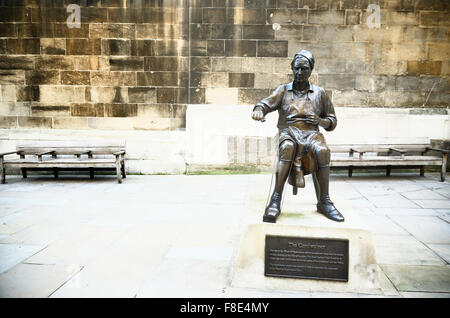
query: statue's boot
263 140 294 223
315 165 344 222
263 192 282 223
317 196 344 222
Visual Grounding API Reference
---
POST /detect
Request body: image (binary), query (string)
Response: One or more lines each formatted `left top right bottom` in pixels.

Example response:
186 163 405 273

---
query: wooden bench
328 138 448 181
0 140 126 184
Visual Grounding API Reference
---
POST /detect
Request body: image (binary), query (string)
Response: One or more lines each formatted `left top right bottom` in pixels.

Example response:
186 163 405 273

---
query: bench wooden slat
331 155 442 166
4 158 123 168
5 158 120 163
329 144 430 153
326 136 430 145
326 139 447 181
426 147 449 154
1 140 126 184
5 164 117 168
74 151 92 155
389 147 406 154
16 140 125 156
0 151 19 157
4 162 118 168
16 140 125 147
16 148 125 155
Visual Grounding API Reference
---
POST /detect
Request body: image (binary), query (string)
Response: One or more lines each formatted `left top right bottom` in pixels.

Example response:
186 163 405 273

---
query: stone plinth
232 199 383 295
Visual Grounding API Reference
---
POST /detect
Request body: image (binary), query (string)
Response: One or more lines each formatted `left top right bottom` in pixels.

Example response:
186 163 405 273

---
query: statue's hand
305 113 331 128
251 109 265 121
305 112 319 125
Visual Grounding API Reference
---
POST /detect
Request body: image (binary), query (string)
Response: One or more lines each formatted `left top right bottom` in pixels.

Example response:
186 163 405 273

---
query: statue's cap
293 50 315 70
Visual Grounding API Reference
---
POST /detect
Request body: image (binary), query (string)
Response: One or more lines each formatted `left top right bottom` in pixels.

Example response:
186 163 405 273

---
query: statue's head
291 50 314 83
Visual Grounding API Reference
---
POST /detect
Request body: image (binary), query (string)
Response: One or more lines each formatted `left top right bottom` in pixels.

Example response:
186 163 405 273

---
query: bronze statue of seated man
251 50 344 223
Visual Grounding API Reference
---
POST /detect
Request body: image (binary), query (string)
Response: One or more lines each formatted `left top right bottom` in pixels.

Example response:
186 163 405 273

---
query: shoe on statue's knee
317 196 345 222
288 160 305 189
263 192 282 223
294 165 305 188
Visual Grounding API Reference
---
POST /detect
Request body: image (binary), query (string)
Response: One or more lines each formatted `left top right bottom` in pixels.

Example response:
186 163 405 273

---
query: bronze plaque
265 235 349 282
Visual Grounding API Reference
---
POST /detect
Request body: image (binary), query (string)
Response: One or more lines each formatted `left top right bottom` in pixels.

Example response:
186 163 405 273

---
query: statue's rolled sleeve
253 84 285 116
320 89 337 132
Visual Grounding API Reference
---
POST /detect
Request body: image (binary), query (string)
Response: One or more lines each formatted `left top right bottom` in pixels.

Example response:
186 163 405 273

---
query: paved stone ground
0 172 449 298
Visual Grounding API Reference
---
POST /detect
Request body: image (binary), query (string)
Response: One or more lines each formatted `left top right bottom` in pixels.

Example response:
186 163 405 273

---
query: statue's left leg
263 140 296 223
315 145 345 222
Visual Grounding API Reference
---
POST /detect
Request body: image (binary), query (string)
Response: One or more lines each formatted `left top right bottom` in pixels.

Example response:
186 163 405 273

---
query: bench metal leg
0 157 4 184
420 166 425 177
441 154 447 182
22 168 27 178
53 168 59 179
386 166 391 177
348 166 353 177
89 168 94 179
115 156 122 184
121 160 126 178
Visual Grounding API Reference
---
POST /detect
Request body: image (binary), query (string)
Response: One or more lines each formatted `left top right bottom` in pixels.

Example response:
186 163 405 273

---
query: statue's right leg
263 140 296 223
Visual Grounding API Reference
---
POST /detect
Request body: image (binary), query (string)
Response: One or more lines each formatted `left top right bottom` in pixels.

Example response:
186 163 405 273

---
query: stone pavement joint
0 173 449 298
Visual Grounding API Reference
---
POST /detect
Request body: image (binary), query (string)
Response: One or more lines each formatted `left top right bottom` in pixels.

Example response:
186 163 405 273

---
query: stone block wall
0 0 190 131
0 0 448 132
0 0 448 173
188 0 449 109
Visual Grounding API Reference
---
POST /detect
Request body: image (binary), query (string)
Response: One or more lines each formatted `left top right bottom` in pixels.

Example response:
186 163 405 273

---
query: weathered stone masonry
0 0 191 131
0 0 448 132
0 0 448 172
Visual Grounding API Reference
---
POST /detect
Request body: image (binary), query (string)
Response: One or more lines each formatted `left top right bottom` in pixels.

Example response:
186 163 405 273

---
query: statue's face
292 57 311 83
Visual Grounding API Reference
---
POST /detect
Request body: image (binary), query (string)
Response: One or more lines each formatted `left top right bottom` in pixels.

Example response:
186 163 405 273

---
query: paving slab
0 211 46 235
375 264 401 296
0 243 46 274
344 197 376 208
328 183 363 200
401 189 448 200
25 226 130 266
0 191 71 207
224 287 312 298
373 235 445 265
436 209 450 216
165 245 234 262
427 244 450 264
380 264 450 293
349 207 376 215
413 179 450 190
0 174 448 298
0 182 48 193
363 194 422 209
0 205 25 218
310 292 364 298
385 181 427 193
371 207 438 216
0 263 82 298
50 223 179 298
0 219 80 245
412 199 450 209
353 185 397 197
136 259 230 298
389 216 450 244
400 292 450 298
438 213 450 224
433 187 450 199
358 215 410 235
